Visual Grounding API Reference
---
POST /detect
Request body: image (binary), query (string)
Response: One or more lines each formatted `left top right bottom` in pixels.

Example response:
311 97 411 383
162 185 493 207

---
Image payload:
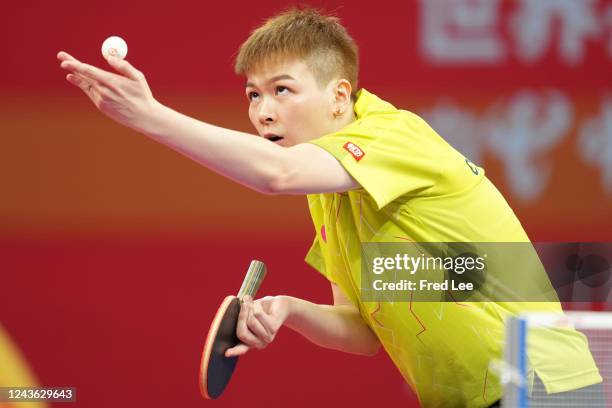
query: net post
503 315 529 408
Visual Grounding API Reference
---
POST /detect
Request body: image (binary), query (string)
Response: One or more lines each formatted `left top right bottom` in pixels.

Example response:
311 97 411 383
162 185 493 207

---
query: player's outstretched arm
226 285 380 357
57 52 359 195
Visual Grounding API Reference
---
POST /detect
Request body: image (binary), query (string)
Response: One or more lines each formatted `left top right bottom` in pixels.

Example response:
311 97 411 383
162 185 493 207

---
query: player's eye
247 91 259 101
275 86 290 95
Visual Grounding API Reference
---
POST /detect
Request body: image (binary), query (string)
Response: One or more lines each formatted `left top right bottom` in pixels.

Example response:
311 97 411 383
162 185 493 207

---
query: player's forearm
281 296 380 356
139 103 285 194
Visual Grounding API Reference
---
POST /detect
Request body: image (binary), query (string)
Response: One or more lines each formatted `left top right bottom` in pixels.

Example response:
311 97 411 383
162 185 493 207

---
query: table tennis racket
199 260 267 399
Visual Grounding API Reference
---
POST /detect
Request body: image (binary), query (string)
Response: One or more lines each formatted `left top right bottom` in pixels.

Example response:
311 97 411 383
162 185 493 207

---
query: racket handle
237 260 267 299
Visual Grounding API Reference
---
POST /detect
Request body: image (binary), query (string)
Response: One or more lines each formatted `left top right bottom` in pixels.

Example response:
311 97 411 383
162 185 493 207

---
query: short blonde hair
234 8 359 97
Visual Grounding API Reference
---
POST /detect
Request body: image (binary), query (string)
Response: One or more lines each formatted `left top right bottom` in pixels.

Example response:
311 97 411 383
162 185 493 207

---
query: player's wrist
277 295 297 327
136 99 171 136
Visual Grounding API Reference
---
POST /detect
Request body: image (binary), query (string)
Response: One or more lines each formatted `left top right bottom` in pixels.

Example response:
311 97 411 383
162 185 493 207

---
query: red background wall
1 1 611 407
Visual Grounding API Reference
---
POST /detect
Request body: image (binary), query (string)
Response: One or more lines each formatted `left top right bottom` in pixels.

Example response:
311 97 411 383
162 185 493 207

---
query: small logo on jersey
343 142 365 161
465 159 479 175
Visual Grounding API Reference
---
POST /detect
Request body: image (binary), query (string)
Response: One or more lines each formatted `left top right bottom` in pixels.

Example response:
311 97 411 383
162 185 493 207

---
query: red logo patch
343 142 365 161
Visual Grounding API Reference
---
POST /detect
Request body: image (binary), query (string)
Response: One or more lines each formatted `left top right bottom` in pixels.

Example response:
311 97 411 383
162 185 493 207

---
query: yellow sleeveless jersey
304 89 600 407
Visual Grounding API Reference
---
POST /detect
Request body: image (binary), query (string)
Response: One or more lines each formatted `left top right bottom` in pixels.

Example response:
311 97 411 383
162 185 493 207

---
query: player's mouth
264 134 285 143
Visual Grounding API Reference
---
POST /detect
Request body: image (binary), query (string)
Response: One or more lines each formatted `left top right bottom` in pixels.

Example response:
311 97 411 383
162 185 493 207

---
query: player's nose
257 97 277 124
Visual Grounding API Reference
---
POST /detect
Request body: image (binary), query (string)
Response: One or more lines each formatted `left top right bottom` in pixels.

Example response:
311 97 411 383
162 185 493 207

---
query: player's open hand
226 295 290 357
57 51 161 133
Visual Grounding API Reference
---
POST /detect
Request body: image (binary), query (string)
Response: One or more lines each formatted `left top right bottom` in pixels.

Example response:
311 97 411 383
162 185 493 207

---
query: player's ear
333 79 352 118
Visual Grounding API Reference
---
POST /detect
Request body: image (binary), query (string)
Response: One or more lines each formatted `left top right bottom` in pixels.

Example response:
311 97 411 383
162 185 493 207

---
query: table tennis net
502 311 612 407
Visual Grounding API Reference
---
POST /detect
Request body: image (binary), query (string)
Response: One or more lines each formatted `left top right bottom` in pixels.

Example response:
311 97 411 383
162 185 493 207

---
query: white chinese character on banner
419 0 505 64
579 97 612 194
512 0 600 65
420 101 483 163
485 90 572 202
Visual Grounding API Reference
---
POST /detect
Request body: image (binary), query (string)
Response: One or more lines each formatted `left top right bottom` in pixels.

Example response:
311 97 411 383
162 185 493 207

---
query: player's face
245 58 339 147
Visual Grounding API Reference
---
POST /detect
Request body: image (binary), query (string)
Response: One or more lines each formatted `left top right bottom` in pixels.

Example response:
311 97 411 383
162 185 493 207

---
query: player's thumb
225 343 250 358
106 56 142 81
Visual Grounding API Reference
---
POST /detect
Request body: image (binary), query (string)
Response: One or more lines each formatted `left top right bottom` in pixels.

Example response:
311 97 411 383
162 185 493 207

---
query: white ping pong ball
101 36 128 59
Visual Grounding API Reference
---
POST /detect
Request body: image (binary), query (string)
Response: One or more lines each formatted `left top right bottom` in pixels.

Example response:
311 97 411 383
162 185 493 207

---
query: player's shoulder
353 89 433 135
312 89 439 150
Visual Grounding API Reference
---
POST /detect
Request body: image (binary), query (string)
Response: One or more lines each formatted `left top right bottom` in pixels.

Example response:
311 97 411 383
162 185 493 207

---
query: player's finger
252 301 277 339
247 301 272 343
236 296 250 330
57 51 79 63
66 73 104 106
236 300 266 349
66 73 93 93
60 60 117 87
225 343 250 357
244 299 268 347
66 73 103 97
106 56 144 81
